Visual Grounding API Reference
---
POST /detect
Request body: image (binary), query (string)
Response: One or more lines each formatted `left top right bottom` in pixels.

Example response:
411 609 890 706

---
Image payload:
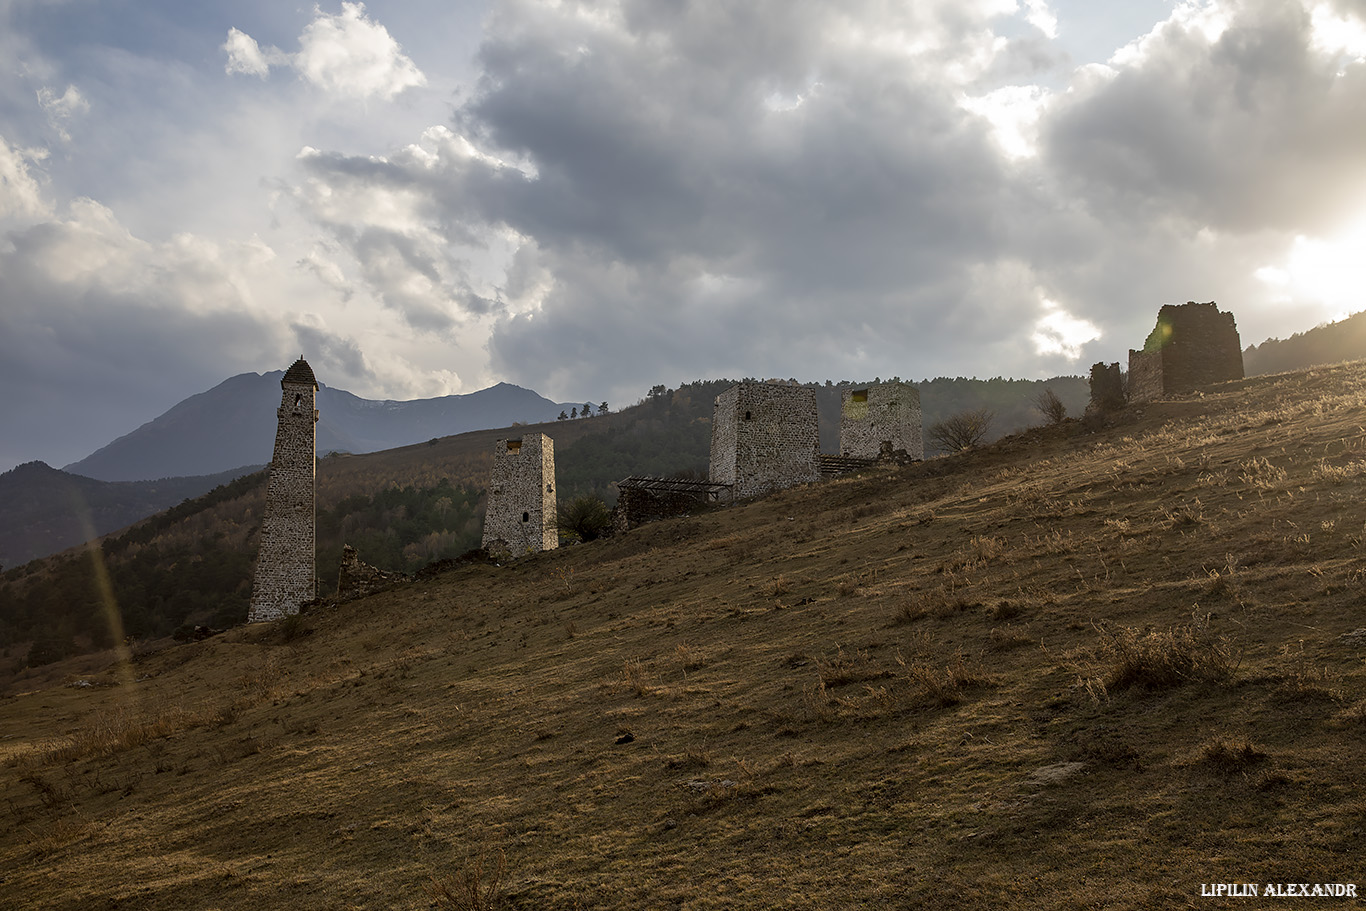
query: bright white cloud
295 2 426 100
1111 0 1230 67
36 84 88 141
225 3 425 100
0 136 50 220
1310 2 1366 61
223 27 279 78
1024 0 1059 38
1032 299 1102 359
959 84 1051 160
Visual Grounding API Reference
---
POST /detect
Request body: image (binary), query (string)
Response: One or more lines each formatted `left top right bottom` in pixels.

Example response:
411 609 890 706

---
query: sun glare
1032 298 1101 359
1256 217 1366 322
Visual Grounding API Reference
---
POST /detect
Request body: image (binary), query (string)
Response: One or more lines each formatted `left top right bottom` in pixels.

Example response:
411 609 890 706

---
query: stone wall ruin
481 433 558 555
1088 362 1125 413
248 358 318 623
337 544 408 601
709 382 820 499
839 381 923 460
1128 302 1244 403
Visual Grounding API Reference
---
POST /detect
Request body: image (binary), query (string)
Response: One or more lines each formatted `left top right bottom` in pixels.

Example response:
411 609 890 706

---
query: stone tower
482 433 558 555
709 382 820 499
839 381 923 460
248 358 318 623
1128 301 1244 403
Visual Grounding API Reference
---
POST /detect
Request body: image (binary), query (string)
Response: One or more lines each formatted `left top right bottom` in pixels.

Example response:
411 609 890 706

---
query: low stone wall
337 544 408 601
613 487 705 533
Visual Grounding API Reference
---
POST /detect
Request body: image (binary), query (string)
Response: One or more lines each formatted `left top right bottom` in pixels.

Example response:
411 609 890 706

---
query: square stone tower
1128 301 1244 403
839 381 923 460
710 382 820 499
482 433 558 555
249 358 318 623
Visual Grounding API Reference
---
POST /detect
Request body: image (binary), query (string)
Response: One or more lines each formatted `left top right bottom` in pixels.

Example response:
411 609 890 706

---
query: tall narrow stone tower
249 358 319 623
481 433 558 556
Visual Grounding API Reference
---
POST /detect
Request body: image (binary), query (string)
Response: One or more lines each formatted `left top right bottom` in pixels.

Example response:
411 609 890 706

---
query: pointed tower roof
281 357 317 387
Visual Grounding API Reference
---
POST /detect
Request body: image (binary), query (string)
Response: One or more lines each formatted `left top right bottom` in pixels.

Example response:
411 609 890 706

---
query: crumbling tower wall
839 381 923 460
249 358 318 623
709 382 820 499
1128 301 1244 403
482 433 558 555
1088 362 1126 413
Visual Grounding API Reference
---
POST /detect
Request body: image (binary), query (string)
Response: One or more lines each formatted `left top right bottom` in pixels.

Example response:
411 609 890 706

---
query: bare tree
1032 387 1068 425
927 408 995 453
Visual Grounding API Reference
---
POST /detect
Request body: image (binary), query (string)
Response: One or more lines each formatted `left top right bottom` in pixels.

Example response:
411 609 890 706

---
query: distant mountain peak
62 374 581 482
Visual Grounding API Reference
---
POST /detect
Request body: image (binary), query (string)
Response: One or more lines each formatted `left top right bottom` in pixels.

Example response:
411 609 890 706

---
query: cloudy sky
3 0 1365 473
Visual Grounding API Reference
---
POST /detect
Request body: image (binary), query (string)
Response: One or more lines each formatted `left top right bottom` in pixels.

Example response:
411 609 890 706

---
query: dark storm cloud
290 317 376 382
455 0 1047 396
274 0 1366 408
0 201 285 470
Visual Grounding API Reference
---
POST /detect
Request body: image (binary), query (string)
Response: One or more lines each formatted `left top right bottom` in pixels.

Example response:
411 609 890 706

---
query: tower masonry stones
249 358 318 623
1088 362 1125 413
839 381 923 460
1128 302 1244 403
482 433 558 555
709 382 821 499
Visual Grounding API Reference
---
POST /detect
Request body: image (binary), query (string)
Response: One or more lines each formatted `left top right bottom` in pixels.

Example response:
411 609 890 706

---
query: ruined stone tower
709 382 820 499
839 381 923 460
248 358 319 622
1128 301 1244 403
482 433 557 555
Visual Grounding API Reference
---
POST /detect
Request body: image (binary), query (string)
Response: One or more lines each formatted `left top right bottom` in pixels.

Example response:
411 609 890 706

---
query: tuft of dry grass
619 658 654 697
1084 623 1235 693
1192 738 1267 775
815 647 890 688
899 650 994 706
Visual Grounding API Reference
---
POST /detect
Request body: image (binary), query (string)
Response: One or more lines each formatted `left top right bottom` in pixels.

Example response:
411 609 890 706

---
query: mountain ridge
63 373 585 482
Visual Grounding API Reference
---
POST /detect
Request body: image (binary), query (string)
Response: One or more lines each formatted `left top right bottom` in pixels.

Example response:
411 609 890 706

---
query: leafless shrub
927 408 995 453
426 846 507 911
1033 387 1068 425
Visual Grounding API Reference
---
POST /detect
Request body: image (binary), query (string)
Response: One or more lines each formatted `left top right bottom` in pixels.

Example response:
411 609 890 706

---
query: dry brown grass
6 362 1366 909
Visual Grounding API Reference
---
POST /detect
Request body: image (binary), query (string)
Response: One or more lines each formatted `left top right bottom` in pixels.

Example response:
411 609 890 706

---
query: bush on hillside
927 408 995 453
557 495 614 543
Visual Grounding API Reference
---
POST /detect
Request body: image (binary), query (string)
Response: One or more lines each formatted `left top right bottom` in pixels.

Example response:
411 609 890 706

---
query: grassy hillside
3 361 1366 908
0 376 1085 663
